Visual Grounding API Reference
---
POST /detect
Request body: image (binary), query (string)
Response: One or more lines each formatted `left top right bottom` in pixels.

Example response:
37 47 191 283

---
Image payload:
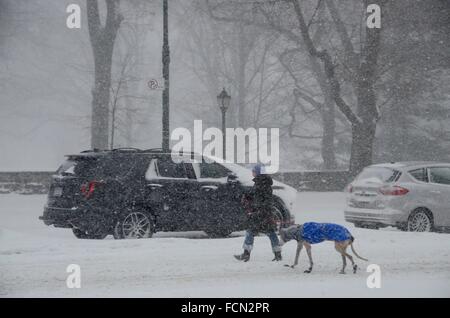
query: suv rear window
356 167 400 183
56 158 102 178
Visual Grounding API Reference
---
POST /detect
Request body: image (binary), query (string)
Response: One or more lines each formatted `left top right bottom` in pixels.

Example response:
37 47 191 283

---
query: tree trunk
123 82 133 147
92 51 113 150
321 96 337 170
87 0 122 150
349 5 382 176
237 24 247 128
308 54 338 170
310 1 337 169
349 121 376 176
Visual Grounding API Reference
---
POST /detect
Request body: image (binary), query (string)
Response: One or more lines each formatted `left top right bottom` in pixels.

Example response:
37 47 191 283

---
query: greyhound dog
279 223 368 274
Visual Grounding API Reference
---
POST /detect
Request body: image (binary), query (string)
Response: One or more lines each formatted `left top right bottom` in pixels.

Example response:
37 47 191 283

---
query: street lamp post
217 88 231 159
162 0 170 151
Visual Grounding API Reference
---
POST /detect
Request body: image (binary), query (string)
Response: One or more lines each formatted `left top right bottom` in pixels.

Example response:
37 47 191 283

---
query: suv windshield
356 167 399 183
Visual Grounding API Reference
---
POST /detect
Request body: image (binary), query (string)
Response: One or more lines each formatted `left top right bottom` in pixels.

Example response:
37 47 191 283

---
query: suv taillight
379 185 409 196
81 181 103 199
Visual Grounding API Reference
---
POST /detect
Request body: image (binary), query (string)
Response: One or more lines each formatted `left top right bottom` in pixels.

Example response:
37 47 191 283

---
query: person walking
234 164 282 262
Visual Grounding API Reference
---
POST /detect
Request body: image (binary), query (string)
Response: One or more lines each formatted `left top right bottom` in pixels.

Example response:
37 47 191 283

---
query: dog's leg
344 252 357 274
286 241 303 268
335 242 346 274
340 254 347 274
343 243 357 273
304 242 313 273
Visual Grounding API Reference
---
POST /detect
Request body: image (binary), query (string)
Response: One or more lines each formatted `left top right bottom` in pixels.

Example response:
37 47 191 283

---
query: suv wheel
407 209 433 232
72 228 107 240
114 211 153 239
272 200 290 234
273 205 284 233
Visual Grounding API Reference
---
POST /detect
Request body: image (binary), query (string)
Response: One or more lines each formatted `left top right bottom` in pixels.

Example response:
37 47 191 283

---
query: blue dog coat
302 222 352 244
280 223 353 244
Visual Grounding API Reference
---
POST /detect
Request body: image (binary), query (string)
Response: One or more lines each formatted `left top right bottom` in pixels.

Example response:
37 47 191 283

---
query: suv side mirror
227 173 238 184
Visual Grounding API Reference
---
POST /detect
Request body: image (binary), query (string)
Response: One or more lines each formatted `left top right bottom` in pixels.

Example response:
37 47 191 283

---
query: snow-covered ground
1 192 449 298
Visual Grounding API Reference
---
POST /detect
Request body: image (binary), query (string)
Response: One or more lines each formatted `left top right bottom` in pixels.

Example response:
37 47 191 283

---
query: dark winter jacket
243 174 276 233
282 222 352 244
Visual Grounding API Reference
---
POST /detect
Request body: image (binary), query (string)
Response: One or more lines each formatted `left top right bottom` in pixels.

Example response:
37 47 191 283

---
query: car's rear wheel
407 209 433 232
72 228 107 240
114 211 153 239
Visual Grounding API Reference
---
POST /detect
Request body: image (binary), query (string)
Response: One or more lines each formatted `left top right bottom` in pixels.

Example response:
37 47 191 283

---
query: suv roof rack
111 147 142 152
80 149 104 153
142 148 169 153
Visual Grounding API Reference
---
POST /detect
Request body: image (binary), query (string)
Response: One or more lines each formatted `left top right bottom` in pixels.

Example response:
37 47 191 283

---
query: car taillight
379 185 409 196
81 181 103 198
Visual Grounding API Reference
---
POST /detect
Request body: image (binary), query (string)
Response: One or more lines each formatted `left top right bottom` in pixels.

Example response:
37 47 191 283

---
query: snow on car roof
371 161 450 169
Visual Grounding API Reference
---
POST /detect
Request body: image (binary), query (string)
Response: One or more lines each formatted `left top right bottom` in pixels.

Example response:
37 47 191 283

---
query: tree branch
325 0 359 70
87 0 101 42
105 0 123 42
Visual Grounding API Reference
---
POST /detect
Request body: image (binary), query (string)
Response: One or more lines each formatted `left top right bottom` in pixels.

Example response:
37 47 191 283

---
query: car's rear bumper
40 206 81 228
40 205 113 230
344 207 406 227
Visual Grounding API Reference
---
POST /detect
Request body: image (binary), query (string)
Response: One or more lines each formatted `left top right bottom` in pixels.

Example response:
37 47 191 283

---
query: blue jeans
243 230 281 253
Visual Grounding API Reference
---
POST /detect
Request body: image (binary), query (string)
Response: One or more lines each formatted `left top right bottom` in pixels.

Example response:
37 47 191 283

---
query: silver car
344 162 450 232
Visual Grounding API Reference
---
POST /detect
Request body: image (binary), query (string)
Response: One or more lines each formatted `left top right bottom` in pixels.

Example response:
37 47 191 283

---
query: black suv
40 148 295 239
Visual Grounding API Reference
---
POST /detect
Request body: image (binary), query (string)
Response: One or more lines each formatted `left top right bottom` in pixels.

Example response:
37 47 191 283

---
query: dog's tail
350 236 368 261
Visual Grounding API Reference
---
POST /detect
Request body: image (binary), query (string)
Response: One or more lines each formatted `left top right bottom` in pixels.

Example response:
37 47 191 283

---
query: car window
355 167 399 183
101 157 139 179
156 159 188 179
198 162 231 179
183 163 197 179
56 159 77 175
429 167 450 185
56 158 102 178
409 168 428 182
145 160 158 180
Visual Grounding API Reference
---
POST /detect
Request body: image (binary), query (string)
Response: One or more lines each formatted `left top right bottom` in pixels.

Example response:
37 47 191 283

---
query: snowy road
1 193 449 297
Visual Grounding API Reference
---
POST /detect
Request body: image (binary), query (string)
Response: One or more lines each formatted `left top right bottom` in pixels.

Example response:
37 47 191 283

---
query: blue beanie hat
252 164 264 176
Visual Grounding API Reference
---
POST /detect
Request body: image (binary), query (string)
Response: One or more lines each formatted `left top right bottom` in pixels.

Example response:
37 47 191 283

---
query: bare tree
207 0 385 174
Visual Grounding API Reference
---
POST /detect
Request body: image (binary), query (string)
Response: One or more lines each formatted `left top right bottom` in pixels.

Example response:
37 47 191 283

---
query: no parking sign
148 78 165 90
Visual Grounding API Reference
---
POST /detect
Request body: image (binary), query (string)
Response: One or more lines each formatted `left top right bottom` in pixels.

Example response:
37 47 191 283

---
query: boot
272 251 282 261
234 250 250 262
